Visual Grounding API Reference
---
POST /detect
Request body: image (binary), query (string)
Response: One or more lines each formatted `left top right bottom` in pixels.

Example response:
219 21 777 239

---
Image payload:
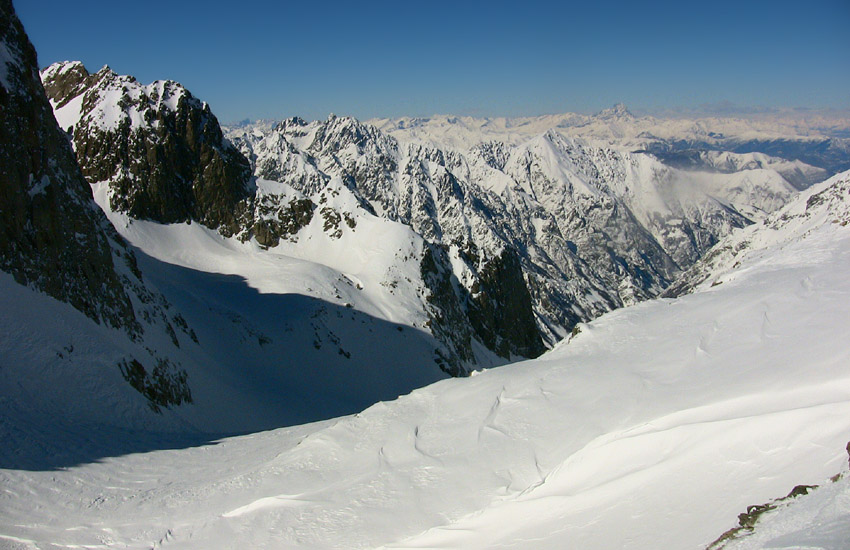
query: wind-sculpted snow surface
2 172 848 549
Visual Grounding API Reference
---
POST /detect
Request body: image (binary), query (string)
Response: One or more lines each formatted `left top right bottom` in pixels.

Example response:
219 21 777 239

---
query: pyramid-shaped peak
596 103 634 119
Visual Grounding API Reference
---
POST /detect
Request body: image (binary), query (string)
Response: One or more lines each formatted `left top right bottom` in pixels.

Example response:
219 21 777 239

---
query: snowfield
2 173 849 548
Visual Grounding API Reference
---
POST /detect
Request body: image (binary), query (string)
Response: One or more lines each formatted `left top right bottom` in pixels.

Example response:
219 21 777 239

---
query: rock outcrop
41 61 252 231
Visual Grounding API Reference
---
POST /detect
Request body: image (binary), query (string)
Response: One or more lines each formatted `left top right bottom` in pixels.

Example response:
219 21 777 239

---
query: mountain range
1 1 850 547
1 30 844 431
28 54 831 413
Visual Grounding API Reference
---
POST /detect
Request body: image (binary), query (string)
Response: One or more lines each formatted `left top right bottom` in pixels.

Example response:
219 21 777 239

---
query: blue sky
17 0 850 123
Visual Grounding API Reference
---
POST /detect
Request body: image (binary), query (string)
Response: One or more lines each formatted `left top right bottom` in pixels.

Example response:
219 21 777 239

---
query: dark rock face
466 248 545 359
40 60 90 111
0 1 138 334
420 244 544 374
420 245 475 376
118 358 192 413
42 63 252 231
247 196 315 248
0 1 191 411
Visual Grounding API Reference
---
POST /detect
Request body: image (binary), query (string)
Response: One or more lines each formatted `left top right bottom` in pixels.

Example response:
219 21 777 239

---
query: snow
58 68 196 133
0 223 448 435
26 175 49 197
671 171 850 295
90 179 429 328
51 91 84 133
2 173 849 549
0 167 460 439
39 60 83 82
0 271 180 434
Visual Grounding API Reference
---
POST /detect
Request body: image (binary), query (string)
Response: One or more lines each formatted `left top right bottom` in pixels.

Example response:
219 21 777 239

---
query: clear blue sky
16 0 850 123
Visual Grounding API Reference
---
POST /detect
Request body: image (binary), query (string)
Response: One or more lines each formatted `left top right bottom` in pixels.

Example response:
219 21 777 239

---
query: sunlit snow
2 173 848 549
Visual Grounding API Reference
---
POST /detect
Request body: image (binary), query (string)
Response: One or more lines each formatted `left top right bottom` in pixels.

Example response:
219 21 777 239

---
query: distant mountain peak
595 103 634 120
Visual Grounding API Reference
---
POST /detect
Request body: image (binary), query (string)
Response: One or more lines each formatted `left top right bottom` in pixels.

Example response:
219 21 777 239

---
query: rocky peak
40 60 91 107
277 116 308 131
41 61 252 230
470 140 511 171
309 114 396 156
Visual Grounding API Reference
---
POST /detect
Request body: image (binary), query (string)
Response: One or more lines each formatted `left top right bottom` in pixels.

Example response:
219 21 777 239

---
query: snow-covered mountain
4 1 850 546
665 170 850 297
227 112 799 346
39 62 539 375
39 59 812 382
32 55 837 420
370 106 850 176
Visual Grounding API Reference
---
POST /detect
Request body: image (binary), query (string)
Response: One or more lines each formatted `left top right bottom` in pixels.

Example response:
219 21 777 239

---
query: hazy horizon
18 0 850 123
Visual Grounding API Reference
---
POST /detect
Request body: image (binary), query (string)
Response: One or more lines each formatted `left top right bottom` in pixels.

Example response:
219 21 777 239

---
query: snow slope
0 174 467 438
0 174 456 436
2 173 848 549
91 178 433 330
712 470 850 550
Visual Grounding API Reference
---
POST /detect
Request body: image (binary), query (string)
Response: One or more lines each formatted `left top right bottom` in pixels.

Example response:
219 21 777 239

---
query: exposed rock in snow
41 61 253 231
708 443 850 550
